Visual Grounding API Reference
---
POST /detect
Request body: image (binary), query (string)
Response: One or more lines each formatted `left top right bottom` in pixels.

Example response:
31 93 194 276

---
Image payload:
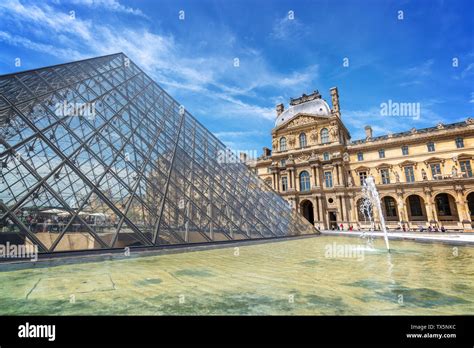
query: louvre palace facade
248 88 474 231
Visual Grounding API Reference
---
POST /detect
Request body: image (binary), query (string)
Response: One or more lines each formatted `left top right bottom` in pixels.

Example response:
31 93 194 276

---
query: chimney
239 152 248 163
263 147 272 157
330 87 340 116
276 103 284 116
365 125 373 139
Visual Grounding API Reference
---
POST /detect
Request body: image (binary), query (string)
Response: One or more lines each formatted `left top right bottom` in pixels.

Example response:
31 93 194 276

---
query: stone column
276 170 280 191
341 195 348 225
335 162 341 186
314 196 320 222
271 171 277 191
424 190 439 225
454 186 469 221
454 186 471 229
293 169 298 191
396 192 408 229
462 200 472 221
316 194 325 229
315 165 321 188
288 168 293 190
349 193 358 226
396 195 405 223
311 164 318 188
423 188 436 224
336 195 343 224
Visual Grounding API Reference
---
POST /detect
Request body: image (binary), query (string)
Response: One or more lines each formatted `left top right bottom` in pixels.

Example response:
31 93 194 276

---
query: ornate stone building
248 88 474 231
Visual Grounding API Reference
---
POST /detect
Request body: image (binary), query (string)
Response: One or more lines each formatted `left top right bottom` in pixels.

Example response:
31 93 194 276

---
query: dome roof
275 98 331 127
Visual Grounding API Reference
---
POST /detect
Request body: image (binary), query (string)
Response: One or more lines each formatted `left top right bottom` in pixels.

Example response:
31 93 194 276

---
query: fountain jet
361 176 391 252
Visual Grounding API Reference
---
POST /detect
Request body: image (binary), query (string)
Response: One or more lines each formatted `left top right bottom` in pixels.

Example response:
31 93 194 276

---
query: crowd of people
320 223 449 233
1 211 112 233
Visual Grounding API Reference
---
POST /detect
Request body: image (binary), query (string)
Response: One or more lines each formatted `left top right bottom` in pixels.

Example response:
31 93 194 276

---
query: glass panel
1 53 317 254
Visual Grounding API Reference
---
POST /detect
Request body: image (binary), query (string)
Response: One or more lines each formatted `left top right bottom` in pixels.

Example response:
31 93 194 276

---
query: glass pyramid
0 53 316 254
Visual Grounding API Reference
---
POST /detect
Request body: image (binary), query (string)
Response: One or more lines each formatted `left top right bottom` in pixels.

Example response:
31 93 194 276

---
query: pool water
0 236 473 315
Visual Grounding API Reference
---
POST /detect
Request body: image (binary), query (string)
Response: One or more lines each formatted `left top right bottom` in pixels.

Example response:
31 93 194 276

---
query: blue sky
0 0 473 155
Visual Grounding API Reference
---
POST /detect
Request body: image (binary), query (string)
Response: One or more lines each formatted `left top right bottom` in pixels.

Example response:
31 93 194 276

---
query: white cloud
0 0 319 125
0 0 93 41
0 31 84 60
404 59 434 77
270 14 305 41
397 59 435 86
461 63 474 79
67 0 148 18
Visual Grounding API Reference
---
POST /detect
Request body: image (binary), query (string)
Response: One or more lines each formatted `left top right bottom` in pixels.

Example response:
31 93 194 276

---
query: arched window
321 128 329 144
408 195 423 216
467 192 474 217
299 133 307 148
299 171 310 192
383 196 398 217
280 137 287 151
435 193 452 216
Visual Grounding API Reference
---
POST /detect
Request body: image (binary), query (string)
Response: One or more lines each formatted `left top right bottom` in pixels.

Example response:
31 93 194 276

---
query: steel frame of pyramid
0 53 316 254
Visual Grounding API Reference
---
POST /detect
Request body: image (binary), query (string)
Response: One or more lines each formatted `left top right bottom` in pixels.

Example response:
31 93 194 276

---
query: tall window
357 152 364 161
427 142 435 152
281 176 288 192
404 166 415 183
402 146 409 156
383 196 398 217
430 163 441 179
324 171 333 188
455 137 464 149
378 149 385 159
409 195 423 216
460 160 473 178
280 137 287 151
321 128 329 144
280 159 286 167
299 171 310 192
323 152 329 161
436 194 452 216
358 171 367 185
381 169 390 184
299 133 307 148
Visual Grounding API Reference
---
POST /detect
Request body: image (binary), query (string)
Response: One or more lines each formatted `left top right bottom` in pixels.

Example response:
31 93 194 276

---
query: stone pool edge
320 230 474 246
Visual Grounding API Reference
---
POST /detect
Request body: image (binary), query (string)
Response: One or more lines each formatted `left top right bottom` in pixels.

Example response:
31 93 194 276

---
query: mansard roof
350 120 472 145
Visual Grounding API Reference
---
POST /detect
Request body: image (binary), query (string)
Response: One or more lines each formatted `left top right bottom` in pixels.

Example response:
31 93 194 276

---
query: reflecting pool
0 236 473 315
